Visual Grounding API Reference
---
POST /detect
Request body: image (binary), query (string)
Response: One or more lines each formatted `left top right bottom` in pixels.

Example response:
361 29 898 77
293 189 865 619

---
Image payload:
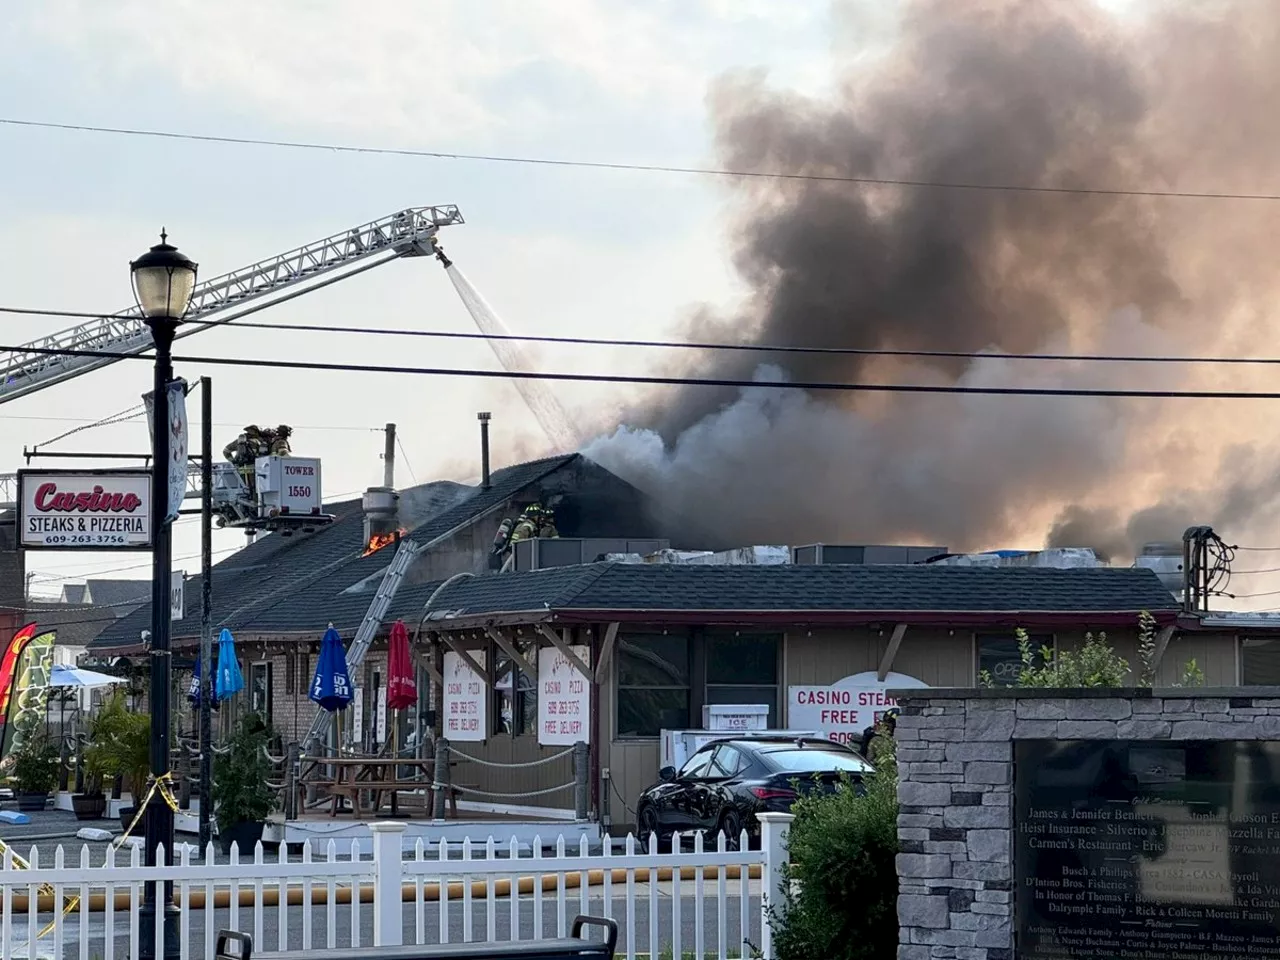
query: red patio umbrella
387 619 417 711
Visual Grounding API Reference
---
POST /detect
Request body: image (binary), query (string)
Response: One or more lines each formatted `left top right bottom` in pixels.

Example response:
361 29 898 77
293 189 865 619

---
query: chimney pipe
478 412 492 490
383 423 396 489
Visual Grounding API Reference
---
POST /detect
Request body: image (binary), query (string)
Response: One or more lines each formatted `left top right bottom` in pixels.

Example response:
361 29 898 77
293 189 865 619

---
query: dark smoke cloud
585 0 1280 573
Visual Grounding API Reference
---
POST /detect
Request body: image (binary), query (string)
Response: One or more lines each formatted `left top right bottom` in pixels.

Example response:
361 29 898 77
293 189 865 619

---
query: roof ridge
547 562 615 608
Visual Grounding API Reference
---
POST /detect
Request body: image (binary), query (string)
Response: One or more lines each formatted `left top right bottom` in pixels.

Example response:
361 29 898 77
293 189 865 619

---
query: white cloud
18 0 830 142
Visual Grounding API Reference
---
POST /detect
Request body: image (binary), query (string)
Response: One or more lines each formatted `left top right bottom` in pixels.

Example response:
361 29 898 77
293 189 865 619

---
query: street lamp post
131 230 198 960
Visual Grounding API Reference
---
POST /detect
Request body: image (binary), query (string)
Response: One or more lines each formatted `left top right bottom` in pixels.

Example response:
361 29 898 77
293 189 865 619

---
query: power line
27 545 246 582
396 437 418 485
12 304 1280 369
7 339 1280 401
1226 588 1280 600
4 117 1280 202
1226 566 1280 576
34 402 144 449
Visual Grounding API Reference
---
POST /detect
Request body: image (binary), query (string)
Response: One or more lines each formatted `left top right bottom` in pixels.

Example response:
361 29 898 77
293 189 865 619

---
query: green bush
978 612 1205 689
213 713 277 832
770 743 899 960
10 723 59 795
84 691 150 795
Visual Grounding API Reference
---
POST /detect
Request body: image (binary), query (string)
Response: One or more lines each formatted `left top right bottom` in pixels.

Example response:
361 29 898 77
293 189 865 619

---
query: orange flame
362 529 407 557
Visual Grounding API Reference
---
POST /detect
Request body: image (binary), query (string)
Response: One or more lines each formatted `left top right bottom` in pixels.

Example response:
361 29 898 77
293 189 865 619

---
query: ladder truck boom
0 206 463 404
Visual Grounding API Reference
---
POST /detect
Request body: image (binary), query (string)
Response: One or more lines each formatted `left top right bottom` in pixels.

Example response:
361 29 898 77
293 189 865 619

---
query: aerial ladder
0 208 468 728
0 206 463 512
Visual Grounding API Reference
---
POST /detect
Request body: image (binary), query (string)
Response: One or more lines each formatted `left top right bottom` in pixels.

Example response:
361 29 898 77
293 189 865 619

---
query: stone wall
891 686 1280 960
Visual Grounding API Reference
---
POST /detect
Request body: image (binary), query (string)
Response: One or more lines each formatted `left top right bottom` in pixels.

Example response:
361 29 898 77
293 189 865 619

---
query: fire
362 529 407 557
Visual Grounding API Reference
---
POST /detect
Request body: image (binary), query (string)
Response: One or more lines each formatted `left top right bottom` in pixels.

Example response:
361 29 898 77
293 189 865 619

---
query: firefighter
537 504 559 539
863 709 898 765
270 424 293 456
490 517 515 557
222 425 260 467
508 504 543 546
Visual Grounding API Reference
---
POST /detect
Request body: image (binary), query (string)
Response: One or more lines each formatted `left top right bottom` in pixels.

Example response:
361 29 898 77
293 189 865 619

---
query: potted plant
74 698 121 820
213 713 277 854
84 692 151 831
10 723 59 811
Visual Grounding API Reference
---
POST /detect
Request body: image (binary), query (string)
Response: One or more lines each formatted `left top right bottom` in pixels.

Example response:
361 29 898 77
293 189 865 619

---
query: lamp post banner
144 378 188 522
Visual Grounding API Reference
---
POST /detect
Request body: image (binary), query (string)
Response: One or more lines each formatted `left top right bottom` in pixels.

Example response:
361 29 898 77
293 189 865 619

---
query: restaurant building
84 449 1278 834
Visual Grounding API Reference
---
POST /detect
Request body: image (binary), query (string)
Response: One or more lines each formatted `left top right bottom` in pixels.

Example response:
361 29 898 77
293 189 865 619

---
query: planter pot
219 820 266 855
16 792 48 812
119 805 139 834
72 793 107 821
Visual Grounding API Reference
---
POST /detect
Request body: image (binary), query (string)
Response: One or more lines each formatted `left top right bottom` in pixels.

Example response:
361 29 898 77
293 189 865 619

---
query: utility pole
198 377 213 850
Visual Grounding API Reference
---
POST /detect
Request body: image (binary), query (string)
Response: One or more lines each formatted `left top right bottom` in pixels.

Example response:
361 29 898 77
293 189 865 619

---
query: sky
0 0 840 598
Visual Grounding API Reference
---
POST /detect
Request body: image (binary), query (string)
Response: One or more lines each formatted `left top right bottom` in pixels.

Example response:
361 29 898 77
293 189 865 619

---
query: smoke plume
585 0 1280 571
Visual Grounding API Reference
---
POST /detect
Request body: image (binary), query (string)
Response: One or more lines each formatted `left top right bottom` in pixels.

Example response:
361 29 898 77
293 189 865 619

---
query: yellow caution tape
9 771 185 940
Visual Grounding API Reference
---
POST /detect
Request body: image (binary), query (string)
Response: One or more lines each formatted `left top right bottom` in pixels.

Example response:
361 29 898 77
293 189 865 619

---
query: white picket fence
0 814 794 960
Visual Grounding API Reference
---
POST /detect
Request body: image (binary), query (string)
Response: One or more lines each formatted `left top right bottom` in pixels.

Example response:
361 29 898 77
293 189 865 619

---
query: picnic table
298 755 474 819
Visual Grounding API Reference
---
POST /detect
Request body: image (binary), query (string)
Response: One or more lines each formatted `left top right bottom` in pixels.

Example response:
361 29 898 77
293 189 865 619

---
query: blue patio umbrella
215 627 245 700
187 655 220 712
309 624 353 711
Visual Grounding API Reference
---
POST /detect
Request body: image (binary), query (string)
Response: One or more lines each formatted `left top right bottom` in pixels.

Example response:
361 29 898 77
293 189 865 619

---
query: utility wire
5 117 1280 202
33 403 144 449
7 340 1280 401
10 305 1280 369
396 437 418 485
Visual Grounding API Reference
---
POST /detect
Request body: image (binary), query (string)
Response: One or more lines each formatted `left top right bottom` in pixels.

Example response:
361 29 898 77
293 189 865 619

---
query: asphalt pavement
23 885 762 959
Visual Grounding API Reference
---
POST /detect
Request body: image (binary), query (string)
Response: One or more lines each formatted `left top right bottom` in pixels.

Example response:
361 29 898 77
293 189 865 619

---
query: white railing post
370 821 407 947
757 812 794 960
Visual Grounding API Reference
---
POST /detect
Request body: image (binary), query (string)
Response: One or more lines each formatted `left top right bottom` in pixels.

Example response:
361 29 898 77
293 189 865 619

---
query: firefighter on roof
508 504 544 546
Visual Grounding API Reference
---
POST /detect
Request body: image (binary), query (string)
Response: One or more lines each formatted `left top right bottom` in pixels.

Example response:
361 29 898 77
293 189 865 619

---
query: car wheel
719 809 744 851
637 803 662 848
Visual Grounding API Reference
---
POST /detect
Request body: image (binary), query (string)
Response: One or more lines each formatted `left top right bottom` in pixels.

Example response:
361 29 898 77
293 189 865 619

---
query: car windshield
762 749 874 774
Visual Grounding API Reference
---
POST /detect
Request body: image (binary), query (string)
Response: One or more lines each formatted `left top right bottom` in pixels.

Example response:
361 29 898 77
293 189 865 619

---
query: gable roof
24 602 123 647
60 585 87 605
82 579 150 610
89 453 581 650
422 563 1182 628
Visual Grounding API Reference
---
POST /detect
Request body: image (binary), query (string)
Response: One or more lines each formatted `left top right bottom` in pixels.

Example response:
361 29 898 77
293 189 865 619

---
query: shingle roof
82 580 150 609
404 454 577 548
424 563 1180 621
90 454 580 650
24 602 122 647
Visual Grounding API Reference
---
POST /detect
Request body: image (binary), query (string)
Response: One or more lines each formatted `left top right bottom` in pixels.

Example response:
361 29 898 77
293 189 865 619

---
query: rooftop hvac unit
512 537 671 571
1134 541 1184 597
791 544 948 565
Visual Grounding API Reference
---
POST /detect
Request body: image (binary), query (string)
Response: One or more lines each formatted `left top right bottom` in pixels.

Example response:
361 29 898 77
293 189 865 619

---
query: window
249 661 273 721
708 745 746 778
706 632 780 727
764 749 874 774
495 645 538 737
1241 638 1280 685
679 748 716 779
617 633 691 737
977 633 1052 686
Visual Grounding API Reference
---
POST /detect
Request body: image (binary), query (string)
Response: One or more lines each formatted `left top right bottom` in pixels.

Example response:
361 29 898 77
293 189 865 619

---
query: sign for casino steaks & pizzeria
788 670 929 746
538 644 591 746
17 470 152 550
442 650 487 742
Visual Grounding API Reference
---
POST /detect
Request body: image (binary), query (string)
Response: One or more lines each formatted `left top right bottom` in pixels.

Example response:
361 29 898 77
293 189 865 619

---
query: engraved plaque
1015 739 1280 958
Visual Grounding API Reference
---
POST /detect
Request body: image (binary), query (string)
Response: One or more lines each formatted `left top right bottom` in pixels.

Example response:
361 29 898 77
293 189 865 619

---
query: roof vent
362 486 399 545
